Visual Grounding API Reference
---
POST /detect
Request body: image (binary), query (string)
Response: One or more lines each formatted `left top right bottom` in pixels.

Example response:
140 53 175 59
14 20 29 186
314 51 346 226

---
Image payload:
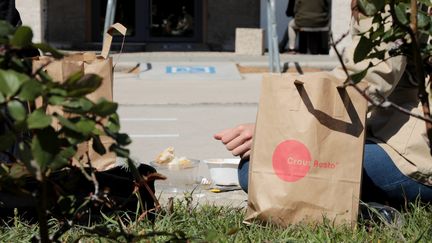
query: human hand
213 123 255 159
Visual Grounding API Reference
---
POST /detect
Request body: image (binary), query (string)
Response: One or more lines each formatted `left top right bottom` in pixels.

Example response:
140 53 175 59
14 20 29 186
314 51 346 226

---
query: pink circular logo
272 140 311 182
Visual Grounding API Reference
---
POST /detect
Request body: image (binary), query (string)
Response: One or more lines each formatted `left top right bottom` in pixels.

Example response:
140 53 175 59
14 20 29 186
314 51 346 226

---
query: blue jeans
238 141 432 205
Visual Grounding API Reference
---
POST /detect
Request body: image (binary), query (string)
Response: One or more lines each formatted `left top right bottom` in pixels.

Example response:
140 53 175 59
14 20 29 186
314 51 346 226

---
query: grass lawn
1 198 431 242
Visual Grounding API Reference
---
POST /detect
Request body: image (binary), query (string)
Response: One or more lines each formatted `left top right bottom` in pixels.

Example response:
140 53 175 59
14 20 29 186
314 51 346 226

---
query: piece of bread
155 146 175 164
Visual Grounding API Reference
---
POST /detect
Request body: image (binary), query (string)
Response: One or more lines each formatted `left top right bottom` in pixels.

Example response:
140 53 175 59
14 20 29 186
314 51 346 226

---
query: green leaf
354 36 374 63
394 4 409 25
63 71 84 87
17 141 32 165
78 98 94 112
110 144 129 158
367 50 386 60
107 113 120 133
0 69 30 97
115 133 131 146
48 95 66 106
92 136 107 155
49 87 68 96
370 24 384 41
75 119 96 136
64 73 102 97
0 20 14 37
31 128 60 170
357 0 385 16
417 11 430 29
57 115 79 132
32 43 64 59
350 63 373 83
36 69 53 83
0 92 5 103
18 79 43 101
27 109 52 129
0 132 16 151
62 98 94 113
11 26 33 48
51 146 76 170
7 100 27 121
91 99 118 117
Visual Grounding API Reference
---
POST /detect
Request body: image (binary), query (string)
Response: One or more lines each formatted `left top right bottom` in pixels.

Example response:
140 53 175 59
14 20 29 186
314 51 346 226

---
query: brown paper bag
33 23 127 171
245 72 368 226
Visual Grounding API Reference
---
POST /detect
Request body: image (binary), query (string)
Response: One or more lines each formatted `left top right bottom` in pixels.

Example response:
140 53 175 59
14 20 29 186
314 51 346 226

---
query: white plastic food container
203 158 240 186
150 160 200 193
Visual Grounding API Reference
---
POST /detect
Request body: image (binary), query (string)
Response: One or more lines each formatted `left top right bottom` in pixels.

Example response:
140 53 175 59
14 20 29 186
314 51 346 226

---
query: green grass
1 199 432 242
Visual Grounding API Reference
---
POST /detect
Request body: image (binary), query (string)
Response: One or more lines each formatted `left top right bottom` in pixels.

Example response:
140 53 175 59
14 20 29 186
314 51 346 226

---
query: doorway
92 0 203 43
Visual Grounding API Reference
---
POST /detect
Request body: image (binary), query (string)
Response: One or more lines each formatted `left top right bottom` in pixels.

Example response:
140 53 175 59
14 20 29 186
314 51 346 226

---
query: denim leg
361 141 432 205
238 158 249 193
237 141 432 205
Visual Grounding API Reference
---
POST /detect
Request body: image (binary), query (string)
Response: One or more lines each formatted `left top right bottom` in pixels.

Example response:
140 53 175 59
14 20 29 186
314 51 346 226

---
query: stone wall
207 0 260 51
16 0 43 42
330 0 352 55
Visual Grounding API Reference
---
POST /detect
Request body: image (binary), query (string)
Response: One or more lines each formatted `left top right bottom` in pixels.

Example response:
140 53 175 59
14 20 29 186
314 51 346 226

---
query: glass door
92 0 203 43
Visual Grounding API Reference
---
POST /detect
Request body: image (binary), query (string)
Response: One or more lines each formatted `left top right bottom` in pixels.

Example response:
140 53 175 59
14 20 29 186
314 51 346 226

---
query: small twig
329 32 350 78
77 152 101 201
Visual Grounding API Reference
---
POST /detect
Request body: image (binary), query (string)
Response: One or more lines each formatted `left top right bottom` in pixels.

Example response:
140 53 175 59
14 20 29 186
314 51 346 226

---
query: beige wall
330 0 352 56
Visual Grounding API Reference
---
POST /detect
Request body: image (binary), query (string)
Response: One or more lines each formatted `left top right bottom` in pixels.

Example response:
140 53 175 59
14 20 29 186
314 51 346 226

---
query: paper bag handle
294 79 345 117
101 23 127 59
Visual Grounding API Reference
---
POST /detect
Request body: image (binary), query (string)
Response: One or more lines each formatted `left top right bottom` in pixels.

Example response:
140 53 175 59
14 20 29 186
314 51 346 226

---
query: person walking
0 0 21 26
287 0 331 54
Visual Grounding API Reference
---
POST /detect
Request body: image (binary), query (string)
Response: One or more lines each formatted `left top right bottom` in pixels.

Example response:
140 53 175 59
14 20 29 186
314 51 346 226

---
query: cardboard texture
245 73 367 226
32 23 126 171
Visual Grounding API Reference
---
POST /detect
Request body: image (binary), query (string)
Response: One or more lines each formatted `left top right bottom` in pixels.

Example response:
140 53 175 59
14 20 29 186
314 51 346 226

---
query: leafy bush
0 21 151 242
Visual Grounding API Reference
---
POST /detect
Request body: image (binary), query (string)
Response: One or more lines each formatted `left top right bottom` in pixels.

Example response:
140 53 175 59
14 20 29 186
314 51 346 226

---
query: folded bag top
32 23 127 171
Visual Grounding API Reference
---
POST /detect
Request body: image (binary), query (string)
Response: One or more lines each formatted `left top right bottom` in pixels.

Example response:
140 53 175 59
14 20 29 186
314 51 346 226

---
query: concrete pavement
112 52 340 206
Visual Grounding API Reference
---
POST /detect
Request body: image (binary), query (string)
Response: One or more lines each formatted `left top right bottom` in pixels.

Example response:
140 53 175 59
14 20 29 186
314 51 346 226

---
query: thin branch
330 29 432 125
329 32 350 78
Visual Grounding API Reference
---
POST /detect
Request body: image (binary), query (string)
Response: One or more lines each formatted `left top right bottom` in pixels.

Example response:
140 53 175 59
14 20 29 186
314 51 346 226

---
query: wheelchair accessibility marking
166 66 216 74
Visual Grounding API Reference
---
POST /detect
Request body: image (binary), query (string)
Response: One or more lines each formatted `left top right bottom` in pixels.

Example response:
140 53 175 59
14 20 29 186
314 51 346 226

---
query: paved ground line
120 118 178 121
129 134 180 138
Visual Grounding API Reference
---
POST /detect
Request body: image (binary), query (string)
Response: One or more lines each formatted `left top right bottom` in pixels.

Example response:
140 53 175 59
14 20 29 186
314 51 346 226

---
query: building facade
16 0 351 53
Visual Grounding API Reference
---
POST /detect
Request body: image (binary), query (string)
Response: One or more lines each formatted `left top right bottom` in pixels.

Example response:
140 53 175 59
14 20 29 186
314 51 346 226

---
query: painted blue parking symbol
166 66 216 74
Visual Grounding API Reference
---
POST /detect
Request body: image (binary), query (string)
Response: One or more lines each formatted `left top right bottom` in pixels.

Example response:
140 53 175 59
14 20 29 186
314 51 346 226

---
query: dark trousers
0 0 21 26
0 164 158 223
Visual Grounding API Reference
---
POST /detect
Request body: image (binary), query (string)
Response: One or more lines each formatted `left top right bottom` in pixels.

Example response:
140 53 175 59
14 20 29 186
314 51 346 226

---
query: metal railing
103 0 117 35
266 0 281 73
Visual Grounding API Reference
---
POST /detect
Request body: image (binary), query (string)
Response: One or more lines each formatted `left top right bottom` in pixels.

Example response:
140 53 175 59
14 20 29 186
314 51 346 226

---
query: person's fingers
219 129 242 145
225 135 246 151
213 128 233 140
232 139 253 157
221 124 253 145
225 128 253 151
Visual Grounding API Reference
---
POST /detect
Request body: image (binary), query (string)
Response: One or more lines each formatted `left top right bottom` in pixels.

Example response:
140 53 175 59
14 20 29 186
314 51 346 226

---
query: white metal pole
269 0 281 73
104 0 116 35
266 0 274 72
